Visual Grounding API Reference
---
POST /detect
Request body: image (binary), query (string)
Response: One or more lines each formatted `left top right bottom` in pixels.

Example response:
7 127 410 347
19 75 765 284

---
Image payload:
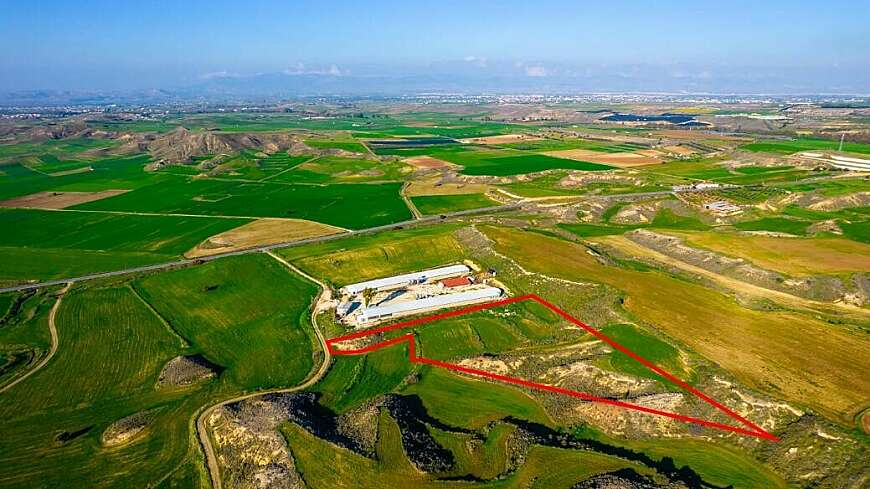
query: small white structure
704 201 741 214
341 264 470 296
694 182 721 190
359 287 502 323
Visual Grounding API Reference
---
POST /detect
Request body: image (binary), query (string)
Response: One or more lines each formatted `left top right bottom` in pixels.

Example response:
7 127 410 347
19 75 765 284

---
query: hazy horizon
2 0 869 95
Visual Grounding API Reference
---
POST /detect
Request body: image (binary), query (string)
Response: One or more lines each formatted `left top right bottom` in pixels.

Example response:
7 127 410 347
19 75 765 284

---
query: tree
362 287 376 306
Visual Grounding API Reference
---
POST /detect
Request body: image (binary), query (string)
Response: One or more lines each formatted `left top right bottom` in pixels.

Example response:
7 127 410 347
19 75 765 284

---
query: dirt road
596 235 870 321
0 283 71 394
400 181 423 219
196 252 331 489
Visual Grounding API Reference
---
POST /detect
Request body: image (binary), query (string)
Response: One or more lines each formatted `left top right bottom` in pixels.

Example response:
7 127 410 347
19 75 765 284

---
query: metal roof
360 287 502 321
342 264 470 295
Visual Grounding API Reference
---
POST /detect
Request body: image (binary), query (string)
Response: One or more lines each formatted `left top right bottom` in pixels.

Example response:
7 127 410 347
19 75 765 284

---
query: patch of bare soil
660 145 698 156
47 165 93 177
404 156 453 169
101 409 160 447
767 189 870 213
545 149 663 166
459 134 543 145
806 192 870 211
186 218 343 258
0 189 128 209
807 219 843 235
405 176 490 196
209 397 305 489
156 354 221 387
558 172 643 188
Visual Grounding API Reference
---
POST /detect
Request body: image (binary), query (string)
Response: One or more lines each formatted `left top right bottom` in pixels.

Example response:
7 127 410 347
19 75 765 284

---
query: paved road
0 203 522 294
4 172 855 295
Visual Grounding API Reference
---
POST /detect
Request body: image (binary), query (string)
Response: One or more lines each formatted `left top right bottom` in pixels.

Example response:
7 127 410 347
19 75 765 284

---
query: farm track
400 181 422 219
598 235 870 321
257 155 319 182
195 251 331 489
0 282 71 394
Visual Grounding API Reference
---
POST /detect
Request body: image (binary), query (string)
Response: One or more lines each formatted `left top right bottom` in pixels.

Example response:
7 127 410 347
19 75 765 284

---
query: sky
1 0 868 94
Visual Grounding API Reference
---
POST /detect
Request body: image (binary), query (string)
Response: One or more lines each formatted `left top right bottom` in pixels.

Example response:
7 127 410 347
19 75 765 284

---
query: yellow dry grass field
652 129 751 142
403 156 453 169
0 189 129 209
482 226 870 426
185 218 343 258
459 134 543 145
666 231 870 276
545 149 663 167
48 166 94 177
661 145 698 156
405 177 490 196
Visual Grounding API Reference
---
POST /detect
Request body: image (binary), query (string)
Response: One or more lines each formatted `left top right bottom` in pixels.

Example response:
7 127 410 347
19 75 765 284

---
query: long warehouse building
341 264 470 296
359 287 502 323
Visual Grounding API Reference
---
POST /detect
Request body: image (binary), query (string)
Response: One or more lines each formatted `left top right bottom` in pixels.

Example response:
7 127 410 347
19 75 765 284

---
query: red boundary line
326 293 779 441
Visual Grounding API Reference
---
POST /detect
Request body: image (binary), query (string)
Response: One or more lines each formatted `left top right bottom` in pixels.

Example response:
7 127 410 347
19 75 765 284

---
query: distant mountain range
2 63 868 106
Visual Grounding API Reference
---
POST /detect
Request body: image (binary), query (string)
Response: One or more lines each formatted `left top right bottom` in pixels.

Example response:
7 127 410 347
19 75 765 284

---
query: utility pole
839 133 845 152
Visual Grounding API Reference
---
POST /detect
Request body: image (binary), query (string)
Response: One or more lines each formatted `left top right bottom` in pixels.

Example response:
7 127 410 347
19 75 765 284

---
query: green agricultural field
597 323 688 382
402 367 553 430
281 225 465 286
134 254 318 389
435 149 612 176
0 209 248 284
741 137 870 155
410 193 497 214
272 156 408 183
315 343 414 413
0 285 199 488
304 138 369 153
559 207 708 238
573 426 788 489
734 217 810 235
0 253 321 488
209 151 312 180
0 154 162 201
73 177 411 229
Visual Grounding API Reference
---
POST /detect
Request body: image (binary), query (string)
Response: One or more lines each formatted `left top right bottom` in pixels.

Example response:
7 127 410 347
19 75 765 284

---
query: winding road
195 252 332 489
0 283 71 394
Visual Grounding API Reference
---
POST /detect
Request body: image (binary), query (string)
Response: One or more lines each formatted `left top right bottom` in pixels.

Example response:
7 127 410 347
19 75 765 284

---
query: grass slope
135 254 318 389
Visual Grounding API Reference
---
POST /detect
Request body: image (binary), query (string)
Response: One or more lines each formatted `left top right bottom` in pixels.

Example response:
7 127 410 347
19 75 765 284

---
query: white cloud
198 71 241 80
524 65 549 77
463 56 488 67
283 63 344 76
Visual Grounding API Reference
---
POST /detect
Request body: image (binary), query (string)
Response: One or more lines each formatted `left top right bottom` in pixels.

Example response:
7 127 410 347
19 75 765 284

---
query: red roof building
440 276 473 288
